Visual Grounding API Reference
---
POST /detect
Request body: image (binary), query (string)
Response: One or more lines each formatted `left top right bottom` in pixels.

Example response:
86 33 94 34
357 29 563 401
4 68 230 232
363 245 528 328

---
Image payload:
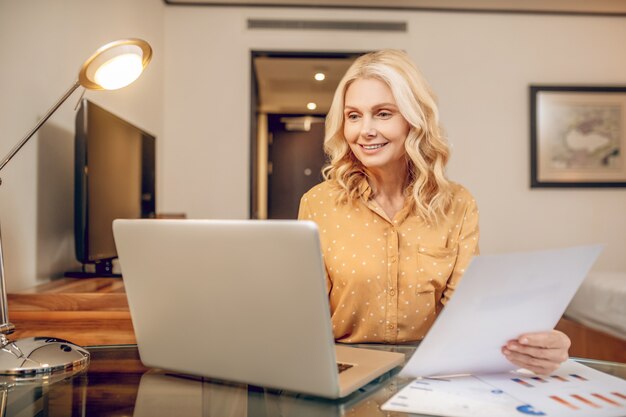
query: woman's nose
360 118 377 138
364 128 377 138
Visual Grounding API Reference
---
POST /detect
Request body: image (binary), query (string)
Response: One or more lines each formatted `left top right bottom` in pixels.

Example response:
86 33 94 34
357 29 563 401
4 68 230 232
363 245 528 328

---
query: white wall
0 0 164 291
163 6 626 271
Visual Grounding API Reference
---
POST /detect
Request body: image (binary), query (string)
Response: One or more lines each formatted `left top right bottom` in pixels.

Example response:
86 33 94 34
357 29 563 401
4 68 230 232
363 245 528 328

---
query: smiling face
343 77 411 176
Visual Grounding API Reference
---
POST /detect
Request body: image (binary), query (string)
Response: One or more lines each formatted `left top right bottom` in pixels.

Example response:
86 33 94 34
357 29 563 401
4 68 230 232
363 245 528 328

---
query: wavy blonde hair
323 49 453 221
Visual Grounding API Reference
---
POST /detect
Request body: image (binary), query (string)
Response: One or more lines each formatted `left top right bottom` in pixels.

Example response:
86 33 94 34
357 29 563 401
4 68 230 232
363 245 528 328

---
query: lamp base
0 335 89 377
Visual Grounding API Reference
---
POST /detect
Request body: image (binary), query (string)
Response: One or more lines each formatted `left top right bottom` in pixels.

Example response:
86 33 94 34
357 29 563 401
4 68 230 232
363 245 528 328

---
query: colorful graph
571 394 600 408
548 392 625 411
512 378 534 388
592 393 621 406
511 375 572 387
516 404 546 415
491 363 626 416
550 395 578 410
384 360 626 417
530 376 548 383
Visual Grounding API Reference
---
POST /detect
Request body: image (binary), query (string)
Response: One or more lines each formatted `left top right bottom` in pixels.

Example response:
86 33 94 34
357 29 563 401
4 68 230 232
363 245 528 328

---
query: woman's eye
378 111 392 118
346 113 360 121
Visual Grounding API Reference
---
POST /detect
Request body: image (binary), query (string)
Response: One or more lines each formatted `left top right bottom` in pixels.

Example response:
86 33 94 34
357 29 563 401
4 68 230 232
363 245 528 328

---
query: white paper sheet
383 360 626 417
400 245 603 378
382 375 528 417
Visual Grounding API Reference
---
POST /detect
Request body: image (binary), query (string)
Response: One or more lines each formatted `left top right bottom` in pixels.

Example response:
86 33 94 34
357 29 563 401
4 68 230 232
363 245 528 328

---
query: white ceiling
253 56 356 114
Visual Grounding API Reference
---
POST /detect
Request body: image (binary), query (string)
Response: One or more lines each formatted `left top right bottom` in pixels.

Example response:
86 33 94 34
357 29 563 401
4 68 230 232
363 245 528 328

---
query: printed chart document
382 360 626 417
400 245 603 378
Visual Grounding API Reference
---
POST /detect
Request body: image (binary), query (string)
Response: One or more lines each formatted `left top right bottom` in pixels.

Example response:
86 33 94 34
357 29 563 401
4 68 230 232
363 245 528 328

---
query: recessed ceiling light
314 72 326 81
307 102 317 110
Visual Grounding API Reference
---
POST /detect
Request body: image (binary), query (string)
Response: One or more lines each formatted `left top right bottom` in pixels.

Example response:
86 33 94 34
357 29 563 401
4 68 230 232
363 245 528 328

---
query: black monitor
70 99 156 277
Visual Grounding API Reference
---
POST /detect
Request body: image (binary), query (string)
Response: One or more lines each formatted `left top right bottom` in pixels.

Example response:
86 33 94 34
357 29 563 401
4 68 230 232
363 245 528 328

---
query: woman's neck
367 165 408 220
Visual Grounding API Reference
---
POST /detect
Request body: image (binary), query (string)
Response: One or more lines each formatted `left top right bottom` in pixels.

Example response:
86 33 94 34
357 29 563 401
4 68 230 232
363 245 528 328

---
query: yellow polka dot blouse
298 179 480 344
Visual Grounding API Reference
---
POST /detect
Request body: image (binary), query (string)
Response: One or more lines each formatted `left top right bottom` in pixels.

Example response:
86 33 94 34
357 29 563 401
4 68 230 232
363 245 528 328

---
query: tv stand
65 260 121 278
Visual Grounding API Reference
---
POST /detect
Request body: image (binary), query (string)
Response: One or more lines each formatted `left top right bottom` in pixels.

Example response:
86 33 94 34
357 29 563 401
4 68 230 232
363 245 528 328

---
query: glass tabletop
1 344 624 416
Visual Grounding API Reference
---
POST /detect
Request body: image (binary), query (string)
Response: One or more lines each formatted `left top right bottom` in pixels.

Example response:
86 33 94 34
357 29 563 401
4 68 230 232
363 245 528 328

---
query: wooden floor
6 278 626 363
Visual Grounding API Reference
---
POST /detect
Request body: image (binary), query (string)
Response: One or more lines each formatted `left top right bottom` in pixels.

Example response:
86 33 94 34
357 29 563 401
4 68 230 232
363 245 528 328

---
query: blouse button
387 323 395 330
389 288 396 296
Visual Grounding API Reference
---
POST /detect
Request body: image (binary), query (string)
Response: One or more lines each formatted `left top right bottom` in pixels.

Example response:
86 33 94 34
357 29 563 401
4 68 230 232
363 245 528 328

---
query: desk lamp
0 39 152 376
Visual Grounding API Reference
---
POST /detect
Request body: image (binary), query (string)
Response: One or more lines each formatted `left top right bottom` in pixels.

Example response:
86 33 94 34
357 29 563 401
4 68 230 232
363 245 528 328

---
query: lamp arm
0 80 81 336
0 80 81 173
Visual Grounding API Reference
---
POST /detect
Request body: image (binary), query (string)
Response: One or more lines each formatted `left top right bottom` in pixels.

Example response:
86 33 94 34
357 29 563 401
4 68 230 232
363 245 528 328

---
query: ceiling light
307 102 317 110
314 72 325 81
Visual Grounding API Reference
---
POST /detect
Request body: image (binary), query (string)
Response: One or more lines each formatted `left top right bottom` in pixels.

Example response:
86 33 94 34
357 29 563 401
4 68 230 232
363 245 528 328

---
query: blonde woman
298 50 569 374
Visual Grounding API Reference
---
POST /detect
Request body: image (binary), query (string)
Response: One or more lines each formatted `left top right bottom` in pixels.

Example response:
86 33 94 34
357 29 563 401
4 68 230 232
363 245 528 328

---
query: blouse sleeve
297 195 333 296
441 195 480 305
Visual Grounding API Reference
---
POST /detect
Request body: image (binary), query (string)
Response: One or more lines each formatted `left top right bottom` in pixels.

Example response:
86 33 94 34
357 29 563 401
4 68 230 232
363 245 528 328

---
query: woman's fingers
502 346 560 375
502 330 571 374
515 330 571 350
506 340 569 363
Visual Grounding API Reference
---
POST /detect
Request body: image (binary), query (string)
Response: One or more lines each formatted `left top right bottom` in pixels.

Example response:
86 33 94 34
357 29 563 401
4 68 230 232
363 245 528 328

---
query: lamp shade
78 39 152 91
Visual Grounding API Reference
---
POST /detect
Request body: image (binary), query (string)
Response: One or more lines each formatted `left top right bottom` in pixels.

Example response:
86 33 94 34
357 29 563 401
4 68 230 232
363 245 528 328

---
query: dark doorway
250 51 363 219
267 114 326 219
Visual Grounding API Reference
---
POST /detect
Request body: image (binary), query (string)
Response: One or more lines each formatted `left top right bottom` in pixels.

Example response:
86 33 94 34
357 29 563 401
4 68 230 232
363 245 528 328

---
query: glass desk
1 344 624 416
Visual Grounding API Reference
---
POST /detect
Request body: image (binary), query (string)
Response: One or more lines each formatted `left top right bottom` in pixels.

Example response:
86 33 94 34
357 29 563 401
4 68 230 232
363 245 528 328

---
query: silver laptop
113 219 404 399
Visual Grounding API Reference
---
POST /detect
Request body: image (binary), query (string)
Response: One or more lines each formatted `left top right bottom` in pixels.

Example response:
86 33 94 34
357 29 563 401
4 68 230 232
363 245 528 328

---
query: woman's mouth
360 143 388 151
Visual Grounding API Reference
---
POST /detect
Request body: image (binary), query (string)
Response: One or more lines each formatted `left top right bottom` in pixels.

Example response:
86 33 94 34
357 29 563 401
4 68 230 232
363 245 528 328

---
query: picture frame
530 85 626 188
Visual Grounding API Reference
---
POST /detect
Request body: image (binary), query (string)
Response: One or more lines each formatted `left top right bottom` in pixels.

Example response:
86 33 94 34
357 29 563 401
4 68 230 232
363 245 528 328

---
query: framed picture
530 85 626 188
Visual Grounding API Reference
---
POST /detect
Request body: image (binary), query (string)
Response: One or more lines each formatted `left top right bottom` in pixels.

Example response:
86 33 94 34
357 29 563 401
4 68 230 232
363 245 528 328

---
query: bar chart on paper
478 360 626 417
383 360 626 417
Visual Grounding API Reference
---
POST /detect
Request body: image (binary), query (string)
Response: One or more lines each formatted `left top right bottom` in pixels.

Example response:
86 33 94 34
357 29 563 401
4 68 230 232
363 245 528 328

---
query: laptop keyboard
337 362 353 373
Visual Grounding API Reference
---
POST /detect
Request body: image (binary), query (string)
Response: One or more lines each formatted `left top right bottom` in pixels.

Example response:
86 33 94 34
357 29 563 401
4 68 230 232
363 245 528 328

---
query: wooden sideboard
7 277 136 346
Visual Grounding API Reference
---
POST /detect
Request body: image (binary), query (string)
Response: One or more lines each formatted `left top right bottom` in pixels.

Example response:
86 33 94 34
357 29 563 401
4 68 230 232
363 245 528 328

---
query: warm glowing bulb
314 72 325 81
307 102 317 110
94 53 144 90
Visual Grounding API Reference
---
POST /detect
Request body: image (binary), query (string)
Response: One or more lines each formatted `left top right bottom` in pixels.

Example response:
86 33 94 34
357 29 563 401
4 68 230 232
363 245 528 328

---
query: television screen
72 99 156 276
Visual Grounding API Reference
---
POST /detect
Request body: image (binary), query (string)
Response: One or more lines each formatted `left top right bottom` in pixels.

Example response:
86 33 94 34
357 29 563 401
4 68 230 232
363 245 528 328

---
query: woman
298 49 569 374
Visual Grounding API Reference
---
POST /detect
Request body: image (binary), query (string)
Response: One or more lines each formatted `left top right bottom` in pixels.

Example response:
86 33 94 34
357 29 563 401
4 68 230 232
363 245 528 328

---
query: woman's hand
502 330 571 375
